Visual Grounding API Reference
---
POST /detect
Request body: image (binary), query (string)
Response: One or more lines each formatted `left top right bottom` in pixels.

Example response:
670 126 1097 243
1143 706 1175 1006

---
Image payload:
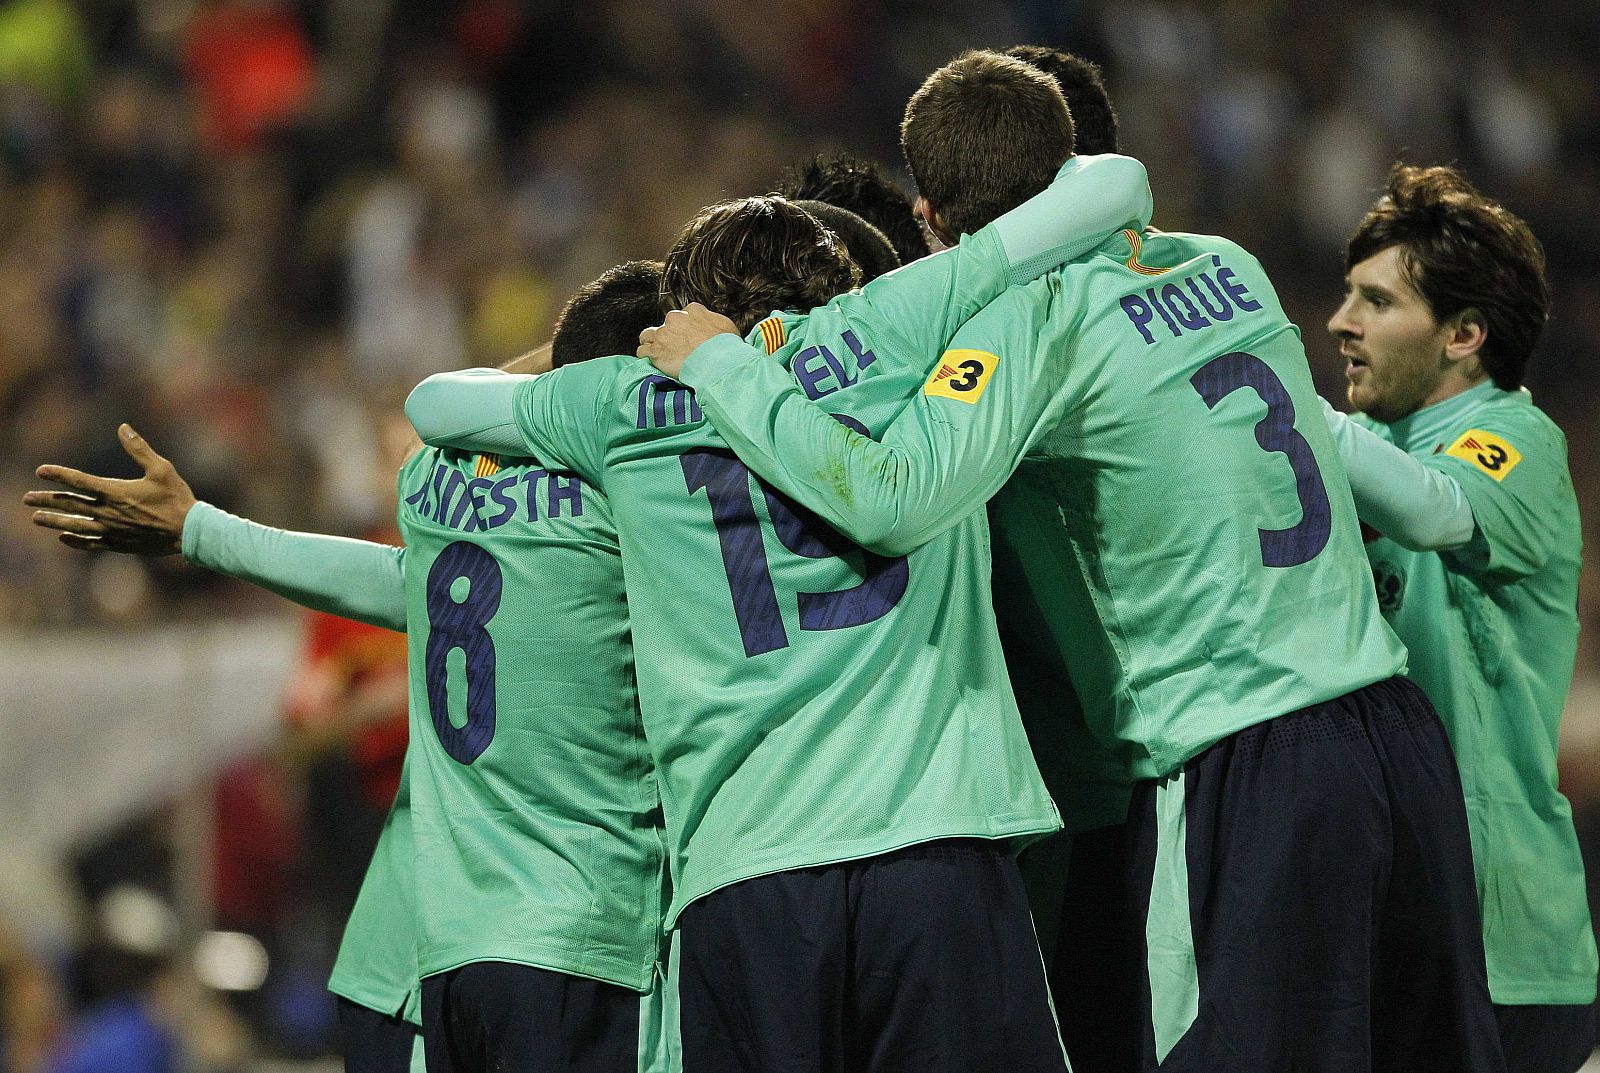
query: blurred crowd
1 0 1599 1068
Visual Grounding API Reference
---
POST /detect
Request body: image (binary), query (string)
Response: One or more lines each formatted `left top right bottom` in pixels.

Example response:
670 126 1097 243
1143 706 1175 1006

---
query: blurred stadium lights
193 929 270 992
98 883 178 956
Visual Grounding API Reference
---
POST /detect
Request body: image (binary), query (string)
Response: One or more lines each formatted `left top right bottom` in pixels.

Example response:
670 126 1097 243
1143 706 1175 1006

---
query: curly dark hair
1004 45 1120 155
777 152 929 267
661 196 861 333
1346 164 1550 391
901 50 1074 241
551 260 664 367
791 200 900 283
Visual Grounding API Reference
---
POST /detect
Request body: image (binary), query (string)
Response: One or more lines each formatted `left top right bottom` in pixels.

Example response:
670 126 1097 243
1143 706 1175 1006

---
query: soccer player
1003 46 1120 156
405 73 1152 1067
639 57 1506 1073
1324 164 1597 1073
27 262 677 1073
776 151 930 267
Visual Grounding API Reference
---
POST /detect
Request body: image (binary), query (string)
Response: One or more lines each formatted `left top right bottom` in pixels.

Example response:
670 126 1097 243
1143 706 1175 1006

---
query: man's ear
1444 308 1488 365
914 196 955 248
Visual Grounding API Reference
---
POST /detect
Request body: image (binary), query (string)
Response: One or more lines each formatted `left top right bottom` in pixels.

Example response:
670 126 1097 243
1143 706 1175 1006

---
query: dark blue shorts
677 837 1069 1073
1049 822 1140 1073
420 961 640 1073
1494 1002 1595 1073
336 995 417 1073
1126 677 1505 1072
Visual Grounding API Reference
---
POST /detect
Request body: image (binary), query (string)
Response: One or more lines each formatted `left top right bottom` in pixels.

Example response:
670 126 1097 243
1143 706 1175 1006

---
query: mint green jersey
397 446 665 991
490 229 1065 924
328 752 421 1024
1357 382 1596 1004
680 229 1408 784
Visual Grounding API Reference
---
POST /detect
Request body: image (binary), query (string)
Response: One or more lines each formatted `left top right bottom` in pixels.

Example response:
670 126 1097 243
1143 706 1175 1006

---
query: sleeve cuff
678 333 765 391
180 501 223 565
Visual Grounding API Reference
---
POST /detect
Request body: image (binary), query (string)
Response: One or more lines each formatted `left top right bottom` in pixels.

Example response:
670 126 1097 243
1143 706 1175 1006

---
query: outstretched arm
26 425 407 630
1319 399 1475 551
648 281 1069 556
644 153 1152 382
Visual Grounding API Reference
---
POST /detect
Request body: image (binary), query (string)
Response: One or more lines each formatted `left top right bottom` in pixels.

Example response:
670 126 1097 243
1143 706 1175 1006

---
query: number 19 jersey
503 253 1061 924
396 446 665 992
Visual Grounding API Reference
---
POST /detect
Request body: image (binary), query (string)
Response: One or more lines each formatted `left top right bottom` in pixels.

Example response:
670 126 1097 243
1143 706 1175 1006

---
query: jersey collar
1384 380 1522 453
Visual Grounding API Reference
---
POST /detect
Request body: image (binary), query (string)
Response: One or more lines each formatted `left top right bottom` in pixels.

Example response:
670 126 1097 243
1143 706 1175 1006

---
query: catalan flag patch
1445 429 1521 481
924 349 999 403
757 317 787 355
474 453 502 478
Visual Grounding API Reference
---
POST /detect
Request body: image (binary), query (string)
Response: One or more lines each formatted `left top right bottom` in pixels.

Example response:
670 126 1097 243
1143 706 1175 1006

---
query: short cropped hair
1346 164 1550 391
1004 45 1120 155
660 196 860 334
777 152 929 267
551 260 665 368
901 50 1074 240
792 200 900 283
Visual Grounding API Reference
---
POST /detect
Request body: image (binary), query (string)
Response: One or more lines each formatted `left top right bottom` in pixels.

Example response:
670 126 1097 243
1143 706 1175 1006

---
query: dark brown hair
1346 164 1549 390
792 200 900 283
1004 46 1120 156
900 50 1074 240
660 196 860 333
777 152 929 267
551 260 664 368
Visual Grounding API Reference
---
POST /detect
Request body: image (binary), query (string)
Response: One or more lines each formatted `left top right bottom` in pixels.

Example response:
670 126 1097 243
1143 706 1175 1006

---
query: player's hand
24 425 197 556
637 303 739 380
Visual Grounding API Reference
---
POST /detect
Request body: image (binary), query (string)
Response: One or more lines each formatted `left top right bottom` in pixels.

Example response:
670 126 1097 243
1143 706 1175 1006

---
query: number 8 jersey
396 446 665 992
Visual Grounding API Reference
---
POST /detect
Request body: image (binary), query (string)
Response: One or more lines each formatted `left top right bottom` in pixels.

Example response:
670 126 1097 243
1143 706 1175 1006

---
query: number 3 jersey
498 342 1061 926
679 230 1410 785
983 232 1408 778
395 446 665 991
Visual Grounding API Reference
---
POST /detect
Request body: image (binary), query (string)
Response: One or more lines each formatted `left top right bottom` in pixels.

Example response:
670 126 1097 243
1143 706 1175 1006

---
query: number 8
424 541 502 763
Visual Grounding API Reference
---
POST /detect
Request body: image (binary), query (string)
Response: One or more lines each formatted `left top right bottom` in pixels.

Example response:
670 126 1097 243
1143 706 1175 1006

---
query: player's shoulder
524 354 644 422
539 353 638 392
1434 388 1569 487
1127 228 1264 273
1457 388 1568 457
743 310 811 358
1456 387 1558 435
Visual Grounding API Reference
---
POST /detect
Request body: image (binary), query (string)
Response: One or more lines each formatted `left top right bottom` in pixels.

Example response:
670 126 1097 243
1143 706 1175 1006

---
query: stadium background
0 0 1597 1068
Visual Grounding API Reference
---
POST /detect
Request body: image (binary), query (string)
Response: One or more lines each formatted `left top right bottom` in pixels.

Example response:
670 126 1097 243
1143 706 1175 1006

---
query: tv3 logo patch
924 349 999 403
1445 429 1521 481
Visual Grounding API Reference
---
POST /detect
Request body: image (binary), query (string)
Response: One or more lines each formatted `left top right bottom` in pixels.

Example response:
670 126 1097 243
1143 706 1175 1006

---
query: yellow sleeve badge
924 349 999 404
1445 429 1521 481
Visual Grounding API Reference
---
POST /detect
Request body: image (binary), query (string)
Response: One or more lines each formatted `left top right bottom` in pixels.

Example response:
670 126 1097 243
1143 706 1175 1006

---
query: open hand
637 303 740 380
24 425 197 556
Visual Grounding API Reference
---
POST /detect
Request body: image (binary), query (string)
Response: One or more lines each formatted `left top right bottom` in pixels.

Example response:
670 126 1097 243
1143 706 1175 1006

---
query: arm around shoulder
405 368 529 453
1321 398 1476 552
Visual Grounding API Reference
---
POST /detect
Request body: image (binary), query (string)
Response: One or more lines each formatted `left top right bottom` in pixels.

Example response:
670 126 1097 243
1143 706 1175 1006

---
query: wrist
179 500 216 563
679 332 756 390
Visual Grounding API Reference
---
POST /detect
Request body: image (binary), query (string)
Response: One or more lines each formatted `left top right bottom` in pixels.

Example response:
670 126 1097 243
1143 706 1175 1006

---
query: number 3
949 359 984 392
1190 351 1332 567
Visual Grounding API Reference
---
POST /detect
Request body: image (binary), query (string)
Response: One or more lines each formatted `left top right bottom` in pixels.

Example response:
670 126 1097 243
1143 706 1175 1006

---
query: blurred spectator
0 0 89 109
181 0 312 156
